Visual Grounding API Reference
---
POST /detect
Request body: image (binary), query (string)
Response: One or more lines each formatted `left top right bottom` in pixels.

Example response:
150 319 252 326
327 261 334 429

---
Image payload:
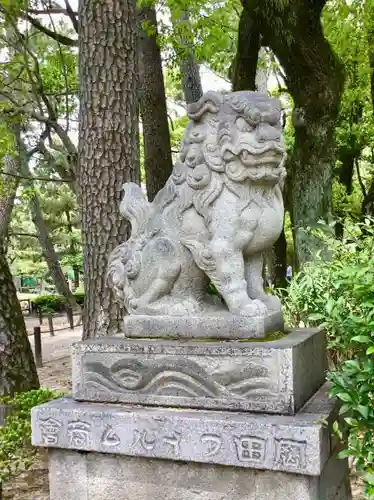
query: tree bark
65 209 81 288
0 246 39 396
335 149 356 239
138 6 173 201
364 0 374 111
78 0 139 338
362 176 374 217
271 227 288 288
230 8 260 91
243 0 345 268
0 128 39 396
0 155 19 249
172 10 203 104
73 265 80 288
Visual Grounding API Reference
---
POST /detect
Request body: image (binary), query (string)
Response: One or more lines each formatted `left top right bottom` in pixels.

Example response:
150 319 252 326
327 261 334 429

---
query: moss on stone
131 330 289 343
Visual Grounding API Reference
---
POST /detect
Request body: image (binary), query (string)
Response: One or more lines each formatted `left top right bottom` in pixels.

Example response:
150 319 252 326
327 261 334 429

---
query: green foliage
0 388 63 482
31 292 84 312
9 178 81 280
329 351 374 497
170 114 189 154
283 223 374 494
324 0 374 225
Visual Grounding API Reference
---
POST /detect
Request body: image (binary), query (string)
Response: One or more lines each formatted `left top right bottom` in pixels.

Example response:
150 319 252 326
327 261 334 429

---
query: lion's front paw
260 294 282 312
237 299 267 317
227 292 267 317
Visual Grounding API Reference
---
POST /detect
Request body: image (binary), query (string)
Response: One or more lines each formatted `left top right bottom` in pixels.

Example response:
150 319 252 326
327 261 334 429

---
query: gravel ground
1 315 366 500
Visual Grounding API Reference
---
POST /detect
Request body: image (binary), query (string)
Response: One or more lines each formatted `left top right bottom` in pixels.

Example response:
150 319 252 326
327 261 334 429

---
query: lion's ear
187 92 223 121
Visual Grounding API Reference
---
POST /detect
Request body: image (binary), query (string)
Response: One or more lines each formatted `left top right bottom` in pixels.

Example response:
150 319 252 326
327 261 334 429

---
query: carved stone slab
72 328 326 415
122 310 284 340
31 384 336 477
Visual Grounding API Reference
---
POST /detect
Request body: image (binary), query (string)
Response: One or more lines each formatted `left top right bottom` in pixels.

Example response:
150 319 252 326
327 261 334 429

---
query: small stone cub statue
108 91 286 318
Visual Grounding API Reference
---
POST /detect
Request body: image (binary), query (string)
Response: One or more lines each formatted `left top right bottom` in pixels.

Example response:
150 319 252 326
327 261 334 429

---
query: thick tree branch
9 231 38 238
25 15 78 46
0 170 74 183
64 0 79 34
355 158 367 198
27 8 78 16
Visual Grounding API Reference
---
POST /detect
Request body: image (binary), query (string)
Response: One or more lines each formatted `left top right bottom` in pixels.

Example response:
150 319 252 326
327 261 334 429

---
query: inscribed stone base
47 447 351 500
122 310 284 339
32 384 352 500
34 384 336 476
71 328 326 415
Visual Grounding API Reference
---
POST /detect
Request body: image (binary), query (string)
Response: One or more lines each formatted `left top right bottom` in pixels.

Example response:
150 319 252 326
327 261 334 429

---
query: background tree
0 123 39 396
138 4 173 200
241 0 345 269
78 0 139 338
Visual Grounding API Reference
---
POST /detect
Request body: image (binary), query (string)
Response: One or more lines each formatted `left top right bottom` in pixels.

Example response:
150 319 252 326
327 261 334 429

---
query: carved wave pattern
83 357 276 400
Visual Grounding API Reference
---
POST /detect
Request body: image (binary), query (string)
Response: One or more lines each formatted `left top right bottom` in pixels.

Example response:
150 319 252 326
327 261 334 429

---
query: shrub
283 223 374 495
31 294 66 313
0 388 64 482
31 292 84 313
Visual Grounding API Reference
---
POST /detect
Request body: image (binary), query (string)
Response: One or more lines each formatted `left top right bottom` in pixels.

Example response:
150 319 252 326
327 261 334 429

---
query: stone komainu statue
107 91 286 317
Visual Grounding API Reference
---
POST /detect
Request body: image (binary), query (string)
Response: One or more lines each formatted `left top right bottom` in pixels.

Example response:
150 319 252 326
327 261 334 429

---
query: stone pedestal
31 384 351 500
31 329 352 500
71 328 326 415
47 449 351 500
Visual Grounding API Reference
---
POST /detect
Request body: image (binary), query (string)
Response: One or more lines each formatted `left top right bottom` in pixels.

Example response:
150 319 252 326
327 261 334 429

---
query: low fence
30 309 80 368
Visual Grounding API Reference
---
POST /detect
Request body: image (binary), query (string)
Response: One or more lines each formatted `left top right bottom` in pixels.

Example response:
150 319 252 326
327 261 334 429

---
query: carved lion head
176 91 286 191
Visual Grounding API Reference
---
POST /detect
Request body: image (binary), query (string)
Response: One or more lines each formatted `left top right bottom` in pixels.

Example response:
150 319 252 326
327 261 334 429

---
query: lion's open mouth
239 146 284 167
222 143 285 166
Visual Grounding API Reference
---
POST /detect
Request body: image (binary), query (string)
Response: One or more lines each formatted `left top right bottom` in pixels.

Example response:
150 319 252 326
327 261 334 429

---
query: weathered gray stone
71 328 326 415
122 310 284 339
47 448 351 500
33 383 334 477
107 91 287 334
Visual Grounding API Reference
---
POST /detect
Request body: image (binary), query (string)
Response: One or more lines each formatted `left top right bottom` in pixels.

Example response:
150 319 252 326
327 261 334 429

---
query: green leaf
336 392 353 403
356 405 370 419
351 335 371 344
338 449 352 459
344 417 358 426
366 346 374 355
362 472 374 486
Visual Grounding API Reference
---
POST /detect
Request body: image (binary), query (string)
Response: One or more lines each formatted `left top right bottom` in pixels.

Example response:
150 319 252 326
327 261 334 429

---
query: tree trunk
272 228 288 288
138 6 173 201
15 131 78 309
73 266 80 288
65 209 81 290
362 176 374 217
335 150 356 239
172 10 203 104
0 127 39 396
364 0 374 111
0 155 19 248
230 8 260 91
243 0 345 269
29 194 78 308
181 54 203 104
0 247 39 396
78 0 139 338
